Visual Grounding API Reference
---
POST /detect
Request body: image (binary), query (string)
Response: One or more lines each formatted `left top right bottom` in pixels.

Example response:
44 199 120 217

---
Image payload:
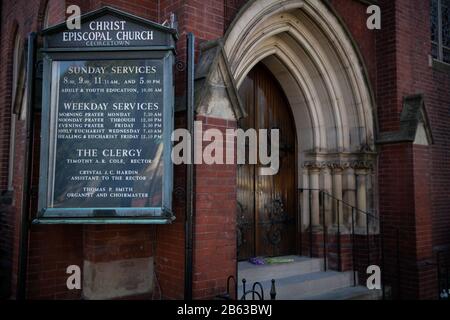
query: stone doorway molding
222 0 379 231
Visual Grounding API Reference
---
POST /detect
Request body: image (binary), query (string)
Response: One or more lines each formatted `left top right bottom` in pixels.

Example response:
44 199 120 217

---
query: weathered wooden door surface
237 63 297 261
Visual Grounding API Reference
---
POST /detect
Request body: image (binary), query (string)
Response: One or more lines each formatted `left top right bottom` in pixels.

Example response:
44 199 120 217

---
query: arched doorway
191 0 381 300
237 63 297 260
225 0 378 244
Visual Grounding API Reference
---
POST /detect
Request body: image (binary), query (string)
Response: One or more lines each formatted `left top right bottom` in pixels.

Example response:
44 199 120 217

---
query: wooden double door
237 63 297 261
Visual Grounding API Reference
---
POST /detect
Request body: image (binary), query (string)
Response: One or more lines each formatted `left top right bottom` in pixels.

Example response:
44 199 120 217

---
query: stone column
356 168 368 228
302 166 310 230
309 167 320 228
332 166 343 226
343 167 356 226
322 166 333 226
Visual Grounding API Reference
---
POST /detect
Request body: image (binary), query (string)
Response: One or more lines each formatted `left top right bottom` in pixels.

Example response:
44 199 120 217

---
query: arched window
431 0 450 64
11 33 23 111
43 1 51 29
8 33 23 190
11 33 27 120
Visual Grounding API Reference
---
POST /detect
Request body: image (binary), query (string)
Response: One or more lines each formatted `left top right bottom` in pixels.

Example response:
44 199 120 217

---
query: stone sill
431 58 450 73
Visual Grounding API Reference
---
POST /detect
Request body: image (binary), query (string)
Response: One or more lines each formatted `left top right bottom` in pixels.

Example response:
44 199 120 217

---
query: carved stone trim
303 160 374 171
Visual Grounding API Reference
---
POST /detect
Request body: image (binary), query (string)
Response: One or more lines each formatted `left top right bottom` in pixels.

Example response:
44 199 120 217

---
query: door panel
237 63 297 261
236 75 255 260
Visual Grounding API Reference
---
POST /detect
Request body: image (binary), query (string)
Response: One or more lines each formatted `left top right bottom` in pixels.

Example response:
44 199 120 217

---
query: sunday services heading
62 20 154 45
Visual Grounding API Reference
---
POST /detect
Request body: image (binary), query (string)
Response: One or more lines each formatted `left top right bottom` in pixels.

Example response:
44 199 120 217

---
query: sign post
35 7 177 224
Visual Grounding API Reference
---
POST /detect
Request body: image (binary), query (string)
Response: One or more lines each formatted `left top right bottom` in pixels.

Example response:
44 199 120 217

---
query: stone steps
238 256 323 284
237 256 382 300
238 270 354 300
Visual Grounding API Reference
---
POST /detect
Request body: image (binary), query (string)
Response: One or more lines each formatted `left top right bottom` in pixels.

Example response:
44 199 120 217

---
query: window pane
443 0 450 47
432 0 439 43
432 43 439 58
444 47 450 63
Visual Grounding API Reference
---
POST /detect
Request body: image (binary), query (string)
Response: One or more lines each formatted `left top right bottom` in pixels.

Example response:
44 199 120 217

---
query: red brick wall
154 0 230 300
224 0 247 31
91 0 159 20
330 0 378 101
155 114 186 300
42 0 66 26
375 0 450 299
192 116 237 299
380 143 438 300
26 226 83 299
0 15 18 298
0 0 68 299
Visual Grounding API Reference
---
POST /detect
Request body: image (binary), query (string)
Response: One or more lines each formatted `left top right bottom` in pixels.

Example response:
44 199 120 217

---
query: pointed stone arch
224 0 376 156
221 0 379 230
